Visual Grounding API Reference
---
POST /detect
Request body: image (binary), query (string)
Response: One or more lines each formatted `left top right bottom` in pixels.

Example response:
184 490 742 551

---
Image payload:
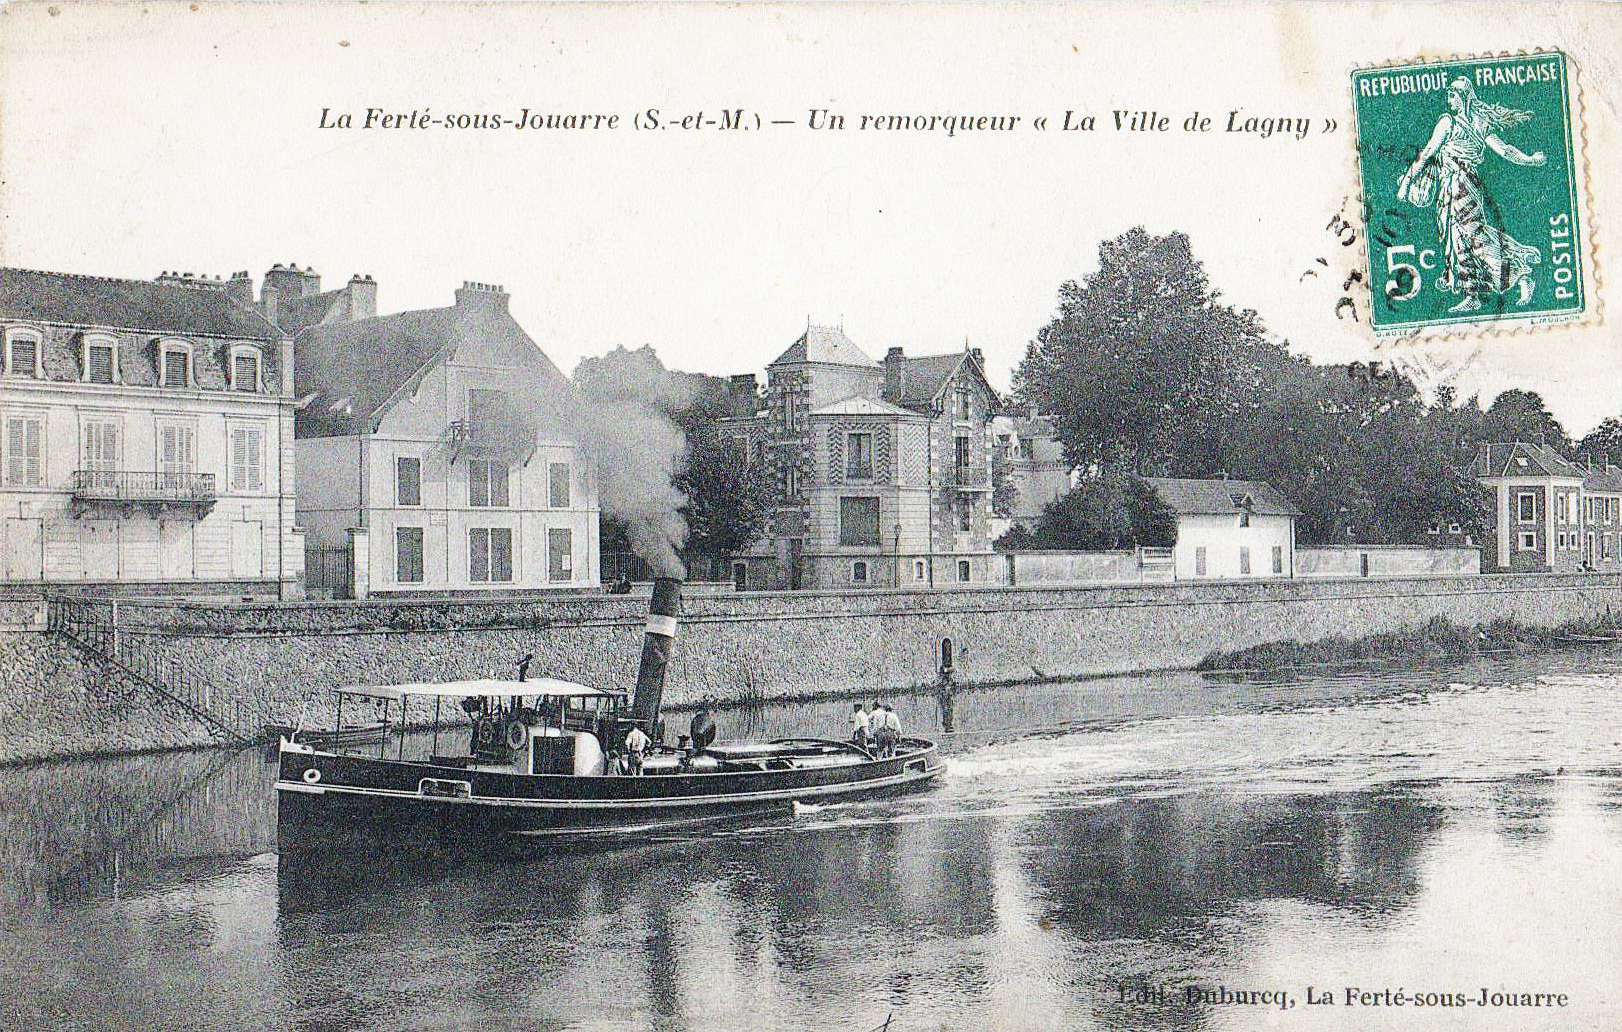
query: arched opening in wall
939 637 954 678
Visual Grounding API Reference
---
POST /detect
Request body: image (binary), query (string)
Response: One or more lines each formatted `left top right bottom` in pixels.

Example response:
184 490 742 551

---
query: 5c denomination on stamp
1352 52 1585 336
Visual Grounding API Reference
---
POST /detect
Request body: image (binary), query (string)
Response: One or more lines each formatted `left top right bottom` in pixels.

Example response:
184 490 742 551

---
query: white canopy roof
339 678 622 702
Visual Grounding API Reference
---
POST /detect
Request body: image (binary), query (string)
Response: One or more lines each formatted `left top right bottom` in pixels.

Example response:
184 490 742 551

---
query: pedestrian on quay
851 702 871 752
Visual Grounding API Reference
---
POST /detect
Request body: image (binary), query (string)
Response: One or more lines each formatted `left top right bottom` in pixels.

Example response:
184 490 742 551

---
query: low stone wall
2 572 1619 764
1296 545 1481 579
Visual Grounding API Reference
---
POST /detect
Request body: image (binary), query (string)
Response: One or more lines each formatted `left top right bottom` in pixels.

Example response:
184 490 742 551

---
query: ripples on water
1 649 1620 1031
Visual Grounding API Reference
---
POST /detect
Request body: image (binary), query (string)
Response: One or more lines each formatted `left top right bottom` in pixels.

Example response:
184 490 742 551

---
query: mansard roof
0 266 282 340
770 324 878 368
1144 477 1303 517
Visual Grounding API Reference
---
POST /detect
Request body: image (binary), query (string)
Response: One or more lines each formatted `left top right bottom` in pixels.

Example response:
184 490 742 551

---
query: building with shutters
1474 442 1622 573
718 325 1002 591
0 266 301 596
1143 478 1301 581
292 279 598 597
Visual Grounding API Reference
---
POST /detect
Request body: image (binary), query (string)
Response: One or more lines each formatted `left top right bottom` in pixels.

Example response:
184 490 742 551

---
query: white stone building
1144 477 1300 581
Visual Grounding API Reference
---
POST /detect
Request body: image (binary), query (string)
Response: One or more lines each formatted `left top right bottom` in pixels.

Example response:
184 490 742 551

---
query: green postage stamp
1352 52 1585 335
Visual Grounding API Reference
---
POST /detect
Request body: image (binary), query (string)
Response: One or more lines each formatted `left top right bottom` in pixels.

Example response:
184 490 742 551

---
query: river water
2 649 1621 1031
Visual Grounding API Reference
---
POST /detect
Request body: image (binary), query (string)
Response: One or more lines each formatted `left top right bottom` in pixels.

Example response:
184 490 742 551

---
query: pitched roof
1474 442 1587 480
1584 464 1622 493
1144 477 1303 517
1 266 282 340
810 394 918 418
896 353 966 409
294 300 567 436
273 289 346 334
769 325 877 368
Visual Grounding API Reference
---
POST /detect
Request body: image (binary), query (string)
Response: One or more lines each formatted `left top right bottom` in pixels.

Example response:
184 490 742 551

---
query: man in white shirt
850 703 871 751
876 703 901 757
623 725 650 775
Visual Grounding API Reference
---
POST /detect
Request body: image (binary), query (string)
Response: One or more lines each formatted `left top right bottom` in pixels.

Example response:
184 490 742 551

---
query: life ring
504 719 527 751
302 767 321 784
475 719 497 747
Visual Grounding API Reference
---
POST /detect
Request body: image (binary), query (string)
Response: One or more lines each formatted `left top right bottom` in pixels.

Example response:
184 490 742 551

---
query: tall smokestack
631 577 682 728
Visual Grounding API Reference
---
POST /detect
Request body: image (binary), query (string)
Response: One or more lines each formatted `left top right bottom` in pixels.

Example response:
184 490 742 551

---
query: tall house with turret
721 324 1000 591
0 267 301 597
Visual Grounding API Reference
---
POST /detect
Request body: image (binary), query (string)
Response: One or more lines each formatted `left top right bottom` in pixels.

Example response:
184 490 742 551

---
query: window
5 332 40 378
956 496 972 532
230 346 261 392
3 414 43 487
1195 546 1207 576
1605 534 1614 559
1239 546 1251 575
1448 522 1462 534
84 337 117 384
158 340 192 388
1427 523 1440 535
846 433 873 479
1238 510 1251 528
1557 492 1569 523
469 459 509 507
1518 531 1537 550
995 434 1011 460
82 419 119 477
396 527 424 583
157 422 195 484
784 464 799 498
1517 492 1536 522
913 559 926 579
839 496 881 546
852 560 869 583
954 387 971 420
954 435 971 479
229 425 264 493
1271 545 1283 574
548 527 572 582
957 559 971 582
1018 439 1034 460
549 462 570 508
396 457 421 506
469 527 514 583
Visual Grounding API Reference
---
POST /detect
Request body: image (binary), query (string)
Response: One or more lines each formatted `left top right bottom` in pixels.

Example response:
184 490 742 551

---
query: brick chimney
154 271 227 292
263 262 321 300
882 346 905 404
969 346 984 367
225 271 254 308
454 281 509 311
346 274 377 320
727 373 759 416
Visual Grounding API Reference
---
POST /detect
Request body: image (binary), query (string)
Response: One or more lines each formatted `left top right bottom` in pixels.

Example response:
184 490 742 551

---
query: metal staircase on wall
46 597 256 747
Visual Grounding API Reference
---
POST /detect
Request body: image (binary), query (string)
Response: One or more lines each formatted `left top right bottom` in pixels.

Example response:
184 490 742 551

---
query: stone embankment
2 572 1619 764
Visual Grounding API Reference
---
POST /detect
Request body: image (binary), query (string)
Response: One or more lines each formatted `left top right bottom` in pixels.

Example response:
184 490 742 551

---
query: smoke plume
567 346 696 579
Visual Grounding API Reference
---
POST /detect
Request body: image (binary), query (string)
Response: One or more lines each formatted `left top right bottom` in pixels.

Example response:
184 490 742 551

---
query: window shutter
5 417 23 485
164 349 189 387
9 339 38 377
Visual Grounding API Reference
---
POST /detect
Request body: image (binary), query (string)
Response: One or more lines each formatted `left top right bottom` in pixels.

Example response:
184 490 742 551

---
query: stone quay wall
2 573 1619 764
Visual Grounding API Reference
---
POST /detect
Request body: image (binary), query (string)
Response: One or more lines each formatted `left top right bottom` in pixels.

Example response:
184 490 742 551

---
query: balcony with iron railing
950 464 990 490
445 420 539 463
71 470 217 517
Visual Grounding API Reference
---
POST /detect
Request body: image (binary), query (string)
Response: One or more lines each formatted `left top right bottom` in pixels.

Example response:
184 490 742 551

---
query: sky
1 2 1618 433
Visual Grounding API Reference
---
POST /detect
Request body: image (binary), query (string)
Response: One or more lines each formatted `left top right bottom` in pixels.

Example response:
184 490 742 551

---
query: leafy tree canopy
996 472 1176 551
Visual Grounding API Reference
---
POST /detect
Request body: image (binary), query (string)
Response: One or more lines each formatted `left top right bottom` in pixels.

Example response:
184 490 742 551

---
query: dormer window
230 345 262 393
83 334 118 384
158 339 193 388
4 329 41 378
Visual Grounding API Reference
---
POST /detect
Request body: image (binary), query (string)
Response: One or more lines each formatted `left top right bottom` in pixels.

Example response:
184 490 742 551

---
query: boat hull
276 739 942 846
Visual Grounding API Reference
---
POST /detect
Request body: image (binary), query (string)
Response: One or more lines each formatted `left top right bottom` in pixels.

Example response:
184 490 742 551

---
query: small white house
1144 478 1300 581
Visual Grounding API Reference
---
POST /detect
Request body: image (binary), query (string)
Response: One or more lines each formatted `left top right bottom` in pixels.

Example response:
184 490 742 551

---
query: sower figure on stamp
1398 76 1547 314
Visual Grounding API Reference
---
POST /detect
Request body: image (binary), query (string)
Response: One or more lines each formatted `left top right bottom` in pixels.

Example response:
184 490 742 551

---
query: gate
305 545 353 599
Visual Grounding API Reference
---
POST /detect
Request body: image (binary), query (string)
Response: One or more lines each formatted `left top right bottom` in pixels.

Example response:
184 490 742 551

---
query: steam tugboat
276 579 942 843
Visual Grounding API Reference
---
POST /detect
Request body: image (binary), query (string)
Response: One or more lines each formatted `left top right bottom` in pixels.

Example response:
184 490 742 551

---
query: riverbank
3 572 1620 764
1197 614 1622 672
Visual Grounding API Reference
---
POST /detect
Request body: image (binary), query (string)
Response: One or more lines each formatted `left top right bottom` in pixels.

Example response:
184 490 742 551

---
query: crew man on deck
876 704 901 758
851 703 871 751
623 724 650 775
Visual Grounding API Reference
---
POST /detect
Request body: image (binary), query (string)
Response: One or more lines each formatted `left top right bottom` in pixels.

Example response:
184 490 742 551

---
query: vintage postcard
0 3 1619 1031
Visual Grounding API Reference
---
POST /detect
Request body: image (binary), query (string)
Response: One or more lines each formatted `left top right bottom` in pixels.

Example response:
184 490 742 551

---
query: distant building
1474 442 1622 573
0 266 301 597
989 411 1074 540
292 280 599 596
1143 477 1301 580
720 325 1001 590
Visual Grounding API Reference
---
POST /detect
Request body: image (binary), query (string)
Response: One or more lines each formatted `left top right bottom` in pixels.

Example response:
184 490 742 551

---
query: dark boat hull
276 739 942 845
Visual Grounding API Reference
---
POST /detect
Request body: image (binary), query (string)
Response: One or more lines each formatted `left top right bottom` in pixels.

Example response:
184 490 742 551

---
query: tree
991 448 1019 518
1012 228 1300 477
1477 389 1570 454
1002 471 1176 550
1579 417 1622 468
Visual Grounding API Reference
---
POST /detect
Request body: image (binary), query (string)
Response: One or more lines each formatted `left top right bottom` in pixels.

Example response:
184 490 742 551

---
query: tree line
1005 227 1619 550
